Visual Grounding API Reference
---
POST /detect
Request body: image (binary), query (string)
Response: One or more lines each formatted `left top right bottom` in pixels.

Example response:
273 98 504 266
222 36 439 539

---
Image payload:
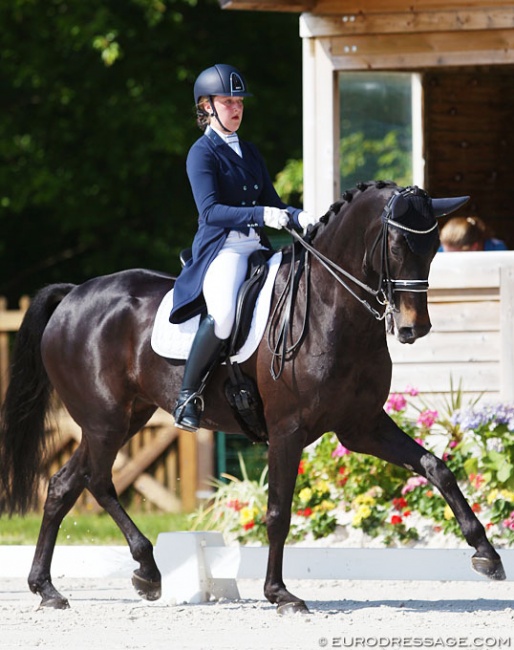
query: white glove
298 211 318 231
263 207 290 230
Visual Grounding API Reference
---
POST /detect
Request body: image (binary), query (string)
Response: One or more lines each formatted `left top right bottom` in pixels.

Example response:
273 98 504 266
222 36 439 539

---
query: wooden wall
388 251 514 406
424 66 514 250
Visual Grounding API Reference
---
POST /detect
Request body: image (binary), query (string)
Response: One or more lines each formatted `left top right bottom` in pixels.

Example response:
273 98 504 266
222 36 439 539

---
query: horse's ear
432 196 470 218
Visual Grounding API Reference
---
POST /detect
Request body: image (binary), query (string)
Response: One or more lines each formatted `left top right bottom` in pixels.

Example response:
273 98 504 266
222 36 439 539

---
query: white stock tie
225 133 242 157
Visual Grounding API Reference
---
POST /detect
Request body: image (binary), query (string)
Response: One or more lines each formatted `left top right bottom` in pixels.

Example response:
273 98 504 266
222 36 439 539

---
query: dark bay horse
0 182 505 612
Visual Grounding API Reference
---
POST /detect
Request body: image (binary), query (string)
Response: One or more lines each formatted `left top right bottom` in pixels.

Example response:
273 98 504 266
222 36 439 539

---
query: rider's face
209 96 244 133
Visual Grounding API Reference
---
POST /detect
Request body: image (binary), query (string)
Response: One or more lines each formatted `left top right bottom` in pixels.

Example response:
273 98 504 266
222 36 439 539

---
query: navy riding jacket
169 127 302 324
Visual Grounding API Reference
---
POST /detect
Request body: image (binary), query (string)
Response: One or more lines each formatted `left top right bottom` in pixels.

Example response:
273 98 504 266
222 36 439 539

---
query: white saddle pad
151 251 282 363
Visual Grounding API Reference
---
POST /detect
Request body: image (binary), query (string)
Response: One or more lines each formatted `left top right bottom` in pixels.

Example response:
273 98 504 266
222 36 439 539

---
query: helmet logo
230 72 245 94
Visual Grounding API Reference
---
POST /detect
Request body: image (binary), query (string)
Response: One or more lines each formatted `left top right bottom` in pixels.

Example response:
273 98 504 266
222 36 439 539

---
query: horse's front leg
348 412 505 581
264 431 308 614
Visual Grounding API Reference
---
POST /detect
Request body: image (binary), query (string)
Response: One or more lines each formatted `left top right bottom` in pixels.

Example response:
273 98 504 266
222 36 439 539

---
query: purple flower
452 404 514 432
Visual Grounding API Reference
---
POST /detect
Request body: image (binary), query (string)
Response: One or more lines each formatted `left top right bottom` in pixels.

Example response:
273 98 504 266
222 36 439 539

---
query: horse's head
363 183 468 344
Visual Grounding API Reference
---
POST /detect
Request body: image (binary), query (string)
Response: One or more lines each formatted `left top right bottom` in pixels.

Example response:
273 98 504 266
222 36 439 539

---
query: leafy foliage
0 0 303 303
191 388 514 547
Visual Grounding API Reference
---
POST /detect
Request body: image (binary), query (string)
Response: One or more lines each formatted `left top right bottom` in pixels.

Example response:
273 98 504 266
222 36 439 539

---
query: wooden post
0 297 8 402
178 428 198 512
500 266 514 402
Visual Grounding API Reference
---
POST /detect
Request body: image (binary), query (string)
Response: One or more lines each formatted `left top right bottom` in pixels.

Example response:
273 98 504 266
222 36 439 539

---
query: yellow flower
298 487 312 503
352 504 372 526
500 489 514 502
239 506 259 527
486 489 499 505
316 499 335 512
443 505 454 520
353 494 376 507
314 480 330 495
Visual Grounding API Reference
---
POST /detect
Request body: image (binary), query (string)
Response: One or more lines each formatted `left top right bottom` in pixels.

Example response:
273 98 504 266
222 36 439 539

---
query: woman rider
170 63 317 432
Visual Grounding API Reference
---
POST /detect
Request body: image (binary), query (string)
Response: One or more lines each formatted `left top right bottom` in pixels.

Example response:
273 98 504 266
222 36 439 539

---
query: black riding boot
173 315 226 432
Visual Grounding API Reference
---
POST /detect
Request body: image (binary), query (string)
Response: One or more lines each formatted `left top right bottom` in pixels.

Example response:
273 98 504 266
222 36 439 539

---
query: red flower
472 502 481 513
403 510 411 517
392 497 408 511
243 521 255 531
298 460 306 475
390 515 403 525
297 507 313 517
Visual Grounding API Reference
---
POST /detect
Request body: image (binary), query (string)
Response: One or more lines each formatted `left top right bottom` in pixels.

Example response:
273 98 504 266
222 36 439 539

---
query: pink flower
502 511 514 531
401 476 428 495
469 473 485 490
332 443 351 458
385 393 407 413
404 386 419 397
417 409 438 429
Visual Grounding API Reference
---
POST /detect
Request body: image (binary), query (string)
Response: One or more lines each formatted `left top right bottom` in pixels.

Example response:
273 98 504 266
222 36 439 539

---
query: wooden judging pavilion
220 0 514 248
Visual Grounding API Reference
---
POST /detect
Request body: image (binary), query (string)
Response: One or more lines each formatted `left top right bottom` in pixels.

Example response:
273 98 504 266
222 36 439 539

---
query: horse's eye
390 245 402 257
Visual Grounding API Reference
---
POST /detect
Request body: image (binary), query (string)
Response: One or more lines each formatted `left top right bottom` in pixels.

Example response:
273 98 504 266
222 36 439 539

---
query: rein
267 186 436 379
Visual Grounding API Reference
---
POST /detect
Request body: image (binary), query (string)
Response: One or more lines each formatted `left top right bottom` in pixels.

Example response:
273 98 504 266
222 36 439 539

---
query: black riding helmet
194 64 252 132
193 64 252 105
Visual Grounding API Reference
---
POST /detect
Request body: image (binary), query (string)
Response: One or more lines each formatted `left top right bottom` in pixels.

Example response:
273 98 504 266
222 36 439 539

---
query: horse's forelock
392 190 439 255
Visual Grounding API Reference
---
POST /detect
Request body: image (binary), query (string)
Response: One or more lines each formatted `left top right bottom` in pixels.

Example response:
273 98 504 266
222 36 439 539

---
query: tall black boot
173 315 226 432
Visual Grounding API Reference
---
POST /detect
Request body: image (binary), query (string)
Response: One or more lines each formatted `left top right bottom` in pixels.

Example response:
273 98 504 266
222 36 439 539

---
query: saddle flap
229 249 273 355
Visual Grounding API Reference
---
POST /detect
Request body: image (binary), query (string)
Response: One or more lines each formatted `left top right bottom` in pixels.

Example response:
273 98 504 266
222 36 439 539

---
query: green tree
0 0 302 304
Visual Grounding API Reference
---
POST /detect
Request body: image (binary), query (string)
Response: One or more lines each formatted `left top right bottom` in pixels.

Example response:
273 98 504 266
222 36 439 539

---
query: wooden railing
0 297 211 513
388 251 514 405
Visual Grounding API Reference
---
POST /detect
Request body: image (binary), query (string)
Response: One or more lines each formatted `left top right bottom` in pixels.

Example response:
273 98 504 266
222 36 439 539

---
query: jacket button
241 201 246 206
254 184 259 190
243 185 247 191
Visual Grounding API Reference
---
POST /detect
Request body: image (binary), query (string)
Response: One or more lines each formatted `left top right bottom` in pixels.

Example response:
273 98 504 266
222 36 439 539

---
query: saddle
179 248 271 443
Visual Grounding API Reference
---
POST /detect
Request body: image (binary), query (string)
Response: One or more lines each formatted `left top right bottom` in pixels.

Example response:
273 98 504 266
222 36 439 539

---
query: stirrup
173 392 204 432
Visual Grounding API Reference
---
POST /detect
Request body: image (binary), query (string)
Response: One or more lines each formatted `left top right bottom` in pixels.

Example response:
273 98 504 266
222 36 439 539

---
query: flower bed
191 387 514 548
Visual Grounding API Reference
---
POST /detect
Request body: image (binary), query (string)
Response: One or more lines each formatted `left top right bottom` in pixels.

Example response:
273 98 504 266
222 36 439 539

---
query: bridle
289 186 437 321
267 186 437 379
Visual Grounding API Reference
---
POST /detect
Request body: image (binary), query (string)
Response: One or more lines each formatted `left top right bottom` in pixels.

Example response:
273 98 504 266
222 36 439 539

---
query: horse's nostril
398 323 431 344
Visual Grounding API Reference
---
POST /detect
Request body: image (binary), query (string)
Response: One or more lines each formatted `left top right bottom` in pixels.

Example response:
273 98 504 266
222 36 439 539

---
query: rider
170 63 317 432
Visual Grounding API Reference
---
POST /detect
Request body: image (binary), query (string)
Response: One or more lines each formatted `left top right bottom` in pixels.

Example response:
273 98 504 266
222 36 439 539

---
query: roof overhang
218 0 313 11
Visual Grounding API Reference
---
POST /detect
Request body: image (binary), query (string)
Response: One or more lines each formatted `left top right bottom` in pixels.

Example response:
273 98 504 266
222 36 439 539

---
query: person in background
439 216 507 252
169 63 317 432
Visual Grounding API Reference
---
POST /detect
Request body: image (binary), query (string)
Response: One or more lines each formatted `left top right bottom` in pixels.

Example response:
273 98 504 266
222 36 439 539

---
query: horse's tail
0 283 76 516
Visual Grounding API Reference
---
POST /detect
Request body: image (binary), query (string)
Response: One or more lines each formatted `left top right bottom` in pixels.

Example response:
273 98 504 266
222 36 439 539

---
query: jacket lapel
204 127 257 176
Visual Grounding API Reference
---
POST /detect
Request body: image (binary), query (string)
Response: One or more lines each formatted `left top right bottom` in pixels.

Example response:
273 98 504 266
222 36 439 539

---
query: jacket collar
204 126 255 175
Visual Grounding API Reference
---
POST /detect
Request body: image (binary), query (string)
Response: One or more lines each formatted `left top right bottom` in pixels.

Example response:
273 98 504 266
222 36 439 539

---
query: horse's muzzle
397 322 431 344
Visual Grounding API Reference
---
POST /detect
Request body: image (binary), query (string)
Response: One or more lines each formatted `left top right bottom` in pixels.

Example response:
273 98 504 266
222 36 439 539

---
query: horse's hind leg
346 412 505 580
29 445 89 608
83 425 162 602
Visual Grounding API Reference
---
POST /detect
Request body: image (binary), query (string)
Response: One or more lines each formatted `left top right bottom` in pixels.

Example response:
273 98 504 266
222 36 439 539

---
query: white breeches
203 229 266 340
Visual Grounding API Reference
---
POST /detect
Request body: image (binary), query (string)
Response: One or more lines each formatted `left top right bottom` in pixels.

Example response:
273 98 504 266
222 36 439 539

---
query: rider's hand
263 207 290 230
298 211 318 231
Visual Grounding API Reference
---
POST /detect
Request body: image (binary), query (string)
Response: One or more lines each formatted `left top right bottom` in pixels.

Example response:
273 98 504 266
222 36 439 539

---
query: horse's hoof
472 555 506 581
132 572 162 601
39 595 70 610
277 600 310 615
